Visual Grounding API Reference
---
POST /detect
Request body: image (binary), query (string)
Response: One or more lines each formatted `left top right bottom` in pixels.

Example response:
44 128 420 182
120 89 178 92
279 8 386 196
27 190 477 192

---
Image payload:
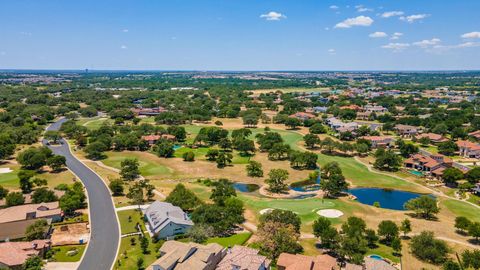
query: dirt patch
51 222 90 246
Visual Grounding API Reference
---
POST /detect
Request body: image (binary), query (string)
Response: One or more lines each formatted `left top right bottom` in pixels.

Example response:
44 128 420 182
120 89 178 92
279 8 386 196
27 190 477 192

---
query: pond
349 188 430 210
289 170 321 192
233 183 260 193
173 145 183 150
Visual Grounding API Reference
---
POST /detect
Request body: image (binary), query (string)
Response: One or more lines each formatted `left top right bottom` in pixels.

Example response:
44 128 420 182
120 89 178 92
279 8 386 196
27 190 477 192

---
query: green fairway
103 151 173 177
206 232 252 247
441 199 480 222
174 146 251 164
82 118 113 130
0 170 18 188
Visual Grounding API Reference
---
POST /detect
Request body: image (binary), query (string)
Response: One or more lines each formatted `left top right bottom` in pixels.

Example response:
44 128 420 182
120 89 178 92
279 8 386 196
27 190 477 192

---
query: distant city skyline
1 0 479 70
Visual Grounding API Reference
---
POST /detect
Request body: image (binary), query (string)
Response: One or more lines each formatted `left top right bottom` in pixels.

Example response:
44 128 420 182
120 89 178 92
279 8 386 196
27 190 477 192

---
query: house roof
144 201 193 234
404 154 440 168
0 202 61 224
469 130 480 138
456 140 480 151
416 133 447 142
364 257 396 270
148 240 224 270
277 253 338 270
0 219 52 241
360 136 393 142
0 240 50 267
216 245 271 270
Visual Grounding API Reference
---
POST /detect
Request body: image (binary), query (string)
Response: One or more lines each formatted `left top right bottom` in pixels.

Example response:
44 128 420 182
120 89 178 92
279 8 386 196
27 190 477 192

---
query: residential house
456 140 480 158
394 124 419 137
312 106 328 113
143 201 193 239
0 202 62 241
0 240 51 270
141 134 176 145
359 136 394 148
148 240 225 270
277 253 338 270
131 106 168 116
216 245 271 270
356 111 371 121
326 117 359 133
469 130 480 141
473 183 480 195
289 112 316 121
345 257 396 270
339 105 361 111
415 133 448 144
404 153 452 178
363 105 388 115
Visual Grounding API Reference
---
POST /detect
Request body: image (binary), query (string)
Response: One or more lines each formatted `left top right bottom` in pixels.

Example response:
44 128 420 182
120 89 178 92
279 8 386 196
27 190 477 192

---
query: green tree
442 167 463 186
155 141 174 158
22 256 43 270
186 224 215 243
246 160 263 177
59 183 86 215
466 167 480 184
127 182 145 206
25 219 49 240
182 151 195 161
257 221 303 259
5 191 25 206
260 209 301 233
365 229 379 248
309 123 327 134
377 220 399 245
210 179 236 206
84 141 107 160
373 149 402 171
462 249 480 270
31 188 58 203
284 117 302 129
120 158 140 181
18 170 35 193
320 162 349 197
410 231 449 264
454 216 471 234
165 183 202 211
109 179 125 196
0 185 8 200
404 196 439 219
304 134 321 149
265 169 289 193
140 236 149 254
468 222 480 242
46 155 66 172
44 130 61 143
205 149 219 161
215 151 233 168
400 218 412 237
391 237 402 255
438 141 458 156
442 260 461 270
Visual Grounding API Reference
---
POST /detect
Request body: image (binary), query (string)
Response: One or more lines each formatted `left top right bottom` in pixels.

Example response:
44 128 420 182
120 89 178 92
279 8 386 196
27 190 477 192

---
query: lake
349 188 429 210
233 183 260 193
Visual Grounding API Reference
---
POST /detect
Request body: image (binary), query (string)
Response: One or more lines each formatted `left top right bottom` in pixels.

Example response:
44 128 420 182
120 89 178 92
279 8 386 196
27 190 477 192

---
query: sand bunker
259 208 274 215
317 209 344 218
0 168 13 174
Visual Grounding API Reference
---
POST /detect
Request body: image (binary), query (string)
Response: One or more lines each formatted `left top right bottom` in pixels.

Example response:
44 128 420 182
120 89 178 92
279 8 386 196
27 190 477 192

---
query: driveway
44 118 119 270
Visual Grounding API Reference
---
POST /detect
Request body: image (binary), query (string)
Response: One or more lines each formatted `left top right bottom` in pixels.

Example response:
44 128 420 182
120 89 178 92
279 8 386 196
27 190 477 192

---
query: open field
115 235 162 270
117 209 146 235
206 232 252 247
50 245 86 262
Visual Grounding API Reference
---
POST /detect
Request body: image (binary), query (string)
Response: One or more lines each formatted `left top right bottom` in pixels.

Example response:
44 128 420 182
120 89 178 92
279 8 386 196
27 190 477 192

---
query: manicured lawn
441 199 480 222
50 245 86 262
83 118 112 130
367 243 400 264
206 232 252 247
0 164 75 190
117 209 145 235
115 235 163 270
103 151 173 177
0 170 18 188
174 146 251 164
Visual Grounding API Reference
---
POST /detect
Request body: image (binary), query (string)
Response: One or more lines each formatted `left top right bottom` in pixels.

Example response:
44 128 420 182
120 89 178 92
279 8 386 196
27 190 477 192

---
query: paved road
44 118 119 270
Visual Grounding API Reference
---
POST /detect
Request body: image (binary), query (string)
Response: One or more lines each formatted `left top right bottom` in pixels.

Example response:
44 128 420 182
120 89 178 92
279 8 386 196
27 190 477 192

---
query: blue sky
1 0 479 70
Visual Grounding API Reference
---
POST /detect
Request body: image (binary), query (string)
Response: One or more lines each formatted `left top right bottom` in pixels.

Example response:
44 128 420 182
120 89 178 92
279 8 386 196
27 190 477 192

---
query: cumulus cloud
461 32 480 39
335 16 374 28
369 31 387 38
380 11 404 18
328 48 336 54
329 5 339 10
413 38 441 48
400 14 429 23
390 32 403 40
260 11 286 21
381 43 410 52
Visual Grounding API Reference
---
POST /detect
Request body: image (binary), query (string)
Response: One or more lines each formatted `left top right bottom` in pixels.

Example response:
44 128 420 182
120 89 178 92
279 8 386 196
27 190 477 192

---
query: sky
0 0 479 71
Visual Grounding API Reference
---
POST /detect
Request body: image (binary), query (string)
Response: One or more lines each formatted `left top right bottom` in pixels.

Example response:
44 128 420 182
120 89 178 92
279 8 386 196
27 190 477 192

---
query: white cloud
335 16 374 28
329 5 339 10
400 14 429 23
328 49 336 54
120 45 127 49
356 5 373 12
461 32 480 39
381 11 404 18
122 29 129 33
413 38 441 48
381 43 410 52
369 31 387 38
390 32 403 40
260 11 286 21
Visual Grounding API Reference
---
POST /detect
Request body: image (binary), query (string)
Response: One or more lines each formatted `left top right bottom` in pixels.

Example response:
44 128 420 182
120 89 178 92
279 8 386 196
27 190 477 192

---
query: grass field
367 243 399 264
50 245 86 262
206 232 252 247
115 235 163 270
0 163 76 190
441 199 480 222
103 151 173 177
117 209 145 235
0 163 19 188
174 146 251 164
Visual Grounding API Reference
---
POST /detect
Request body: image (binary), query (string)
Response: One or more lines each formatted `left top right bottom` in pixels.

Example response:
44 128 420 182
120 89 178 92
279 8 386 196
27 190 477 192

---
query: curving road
44 118 120 270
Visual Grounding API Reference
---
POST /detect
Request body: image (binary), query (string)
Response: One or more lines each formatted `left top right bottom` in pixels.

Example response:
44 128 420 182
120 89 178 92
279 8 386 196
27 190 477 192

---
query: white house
143 201 193 239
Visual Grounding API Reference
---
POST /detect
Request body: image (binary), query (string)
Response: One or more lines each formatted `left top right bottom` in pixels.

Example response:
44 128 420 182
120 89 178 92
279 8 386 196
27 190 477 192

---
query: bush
182 151 195 162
